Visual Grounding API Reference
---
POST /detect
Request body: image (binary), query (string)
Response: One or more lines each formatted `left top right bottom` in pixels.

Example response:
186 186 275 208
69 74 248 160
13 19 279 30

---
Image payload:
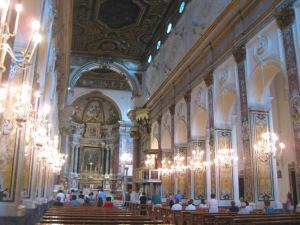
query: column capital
184 90 192 104
204 71 214 87
232 44 246 63
169 104 176 115
274 1 295 31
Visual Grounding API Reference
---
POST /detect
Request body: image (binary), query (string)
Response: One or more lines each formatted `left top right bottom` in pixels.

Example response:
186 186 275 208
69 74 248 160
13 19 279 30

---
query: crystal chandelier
214 147 237 168
253 132 285 162
0 0 41 78
145 154 156 168
189 149 211 171
159 159 172 175
170 153 187 174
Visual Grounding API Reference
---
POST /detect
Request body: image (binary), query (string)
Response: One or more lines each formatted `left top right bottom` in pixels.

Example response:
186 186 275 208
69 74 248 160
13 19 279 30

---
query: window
179 1 185 14
167 23 172 34
156 40 161 50
147 55 152 63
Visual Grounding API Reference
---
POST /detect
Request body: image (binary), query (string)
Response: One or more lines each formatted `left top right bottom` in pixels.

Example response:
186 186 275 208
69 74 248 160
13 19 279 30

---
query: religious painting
216 130 233 200
250 111 274 201
80 147 101 174
192 140 206 199
71 92 120 125
83 100 105 123
0 127 18 202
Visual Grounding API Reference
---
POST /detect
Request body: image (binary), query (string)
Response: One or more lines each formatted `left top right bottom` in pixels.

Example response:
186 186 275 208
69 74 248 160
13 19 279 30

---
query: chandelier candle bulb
12 4 22 35
0 0 10 24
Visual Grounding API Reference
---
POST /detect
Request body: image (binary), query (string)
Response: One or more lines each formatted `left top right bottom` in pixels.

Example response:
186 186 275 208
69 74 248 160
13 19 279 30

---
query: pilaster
205 71 216 195
233 44 254 202
156 115 162 168
275 2 300 206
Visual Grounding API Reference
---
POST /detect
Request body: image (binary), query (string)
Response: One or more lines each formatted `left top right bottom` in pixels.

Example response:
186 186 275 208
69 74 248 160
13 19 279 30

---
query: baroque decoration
72 0 182 61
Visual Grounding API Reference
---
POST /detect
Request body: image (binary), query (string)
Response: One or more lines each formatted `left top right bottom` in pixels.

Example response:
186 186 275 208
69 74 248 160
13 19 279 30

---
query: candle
1 0 10 25
13 4 22 35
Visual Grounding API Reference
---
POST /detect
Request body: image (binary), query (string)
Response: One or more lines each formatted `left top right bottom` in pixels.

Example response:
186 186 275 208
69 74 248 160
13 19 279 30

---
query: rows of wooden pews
127 202 300 225
35 205 172 225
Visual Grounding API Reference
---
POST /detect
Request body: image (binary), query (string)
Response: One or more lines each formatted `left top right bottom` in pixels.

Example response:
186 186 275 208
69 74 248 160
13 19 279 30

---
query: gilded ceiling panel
72 0 181 61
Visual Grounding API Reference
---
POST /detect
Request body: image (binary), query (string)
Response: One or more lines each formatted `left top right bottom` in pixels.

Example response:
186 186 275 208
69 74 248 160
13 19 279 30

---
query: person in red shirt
103 197 114 208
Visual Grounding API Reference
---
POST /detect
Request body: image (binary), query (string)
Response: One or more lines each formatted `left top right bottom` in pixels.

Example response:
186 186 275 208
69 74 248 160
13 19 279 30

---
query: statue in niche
83 101 104 123
72 105 81 122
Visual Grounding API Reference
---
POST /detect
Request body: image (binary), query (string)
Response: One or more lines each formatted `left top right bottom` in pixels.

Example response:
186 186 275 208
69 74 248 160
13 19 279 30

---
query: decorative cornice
274 0 295 31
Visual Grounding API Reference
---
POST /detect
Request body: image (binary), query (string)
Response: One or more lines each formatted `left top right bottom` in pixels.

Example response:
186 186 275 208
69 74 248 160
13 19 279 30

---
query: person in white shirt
238 202 250 214
130 190 139 203
171 199 182 211
185 199 196 211
207 194 218 213
57 190 65 203
245 201 253 213
199 198 208 208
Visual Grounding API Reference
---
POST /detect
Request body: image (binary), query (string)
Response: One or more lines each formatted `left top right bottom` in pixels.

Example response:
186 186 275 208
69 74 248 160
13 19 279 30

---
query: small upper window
179 1 185 14
167 23 172 34
156 40 161 50
148 55 152 63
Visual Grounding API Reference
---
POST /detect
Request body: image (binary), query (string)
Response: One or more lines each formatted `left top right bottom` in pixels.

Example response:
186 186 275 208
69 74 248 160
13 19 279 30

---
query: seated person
238 202 250 214
208 194 218 213
199 198 208 208
229 201 239 212
264 200 273 214
70 195 81 206
140 192 147 204
78 191 84 199
185 199 196 211
53 196 63 206
103 197 114 208
78 194 85 205
171 199 182 211
89 192 96 203
245 201 253 213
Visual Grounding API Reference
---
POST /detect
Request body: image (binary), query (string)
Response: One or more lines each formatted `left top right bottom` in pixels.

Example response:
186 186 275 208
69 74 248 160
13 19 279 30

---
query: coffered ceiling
72 0 182 62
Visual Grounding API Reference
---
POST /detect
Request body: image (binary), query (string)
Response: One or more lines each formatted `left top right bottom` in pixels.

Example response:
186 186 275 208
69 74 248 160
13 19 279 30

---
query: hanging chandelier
0 0 41 78
189 149 211 171
170 152 187 174
159 159 172 175
253 132 285 162
214 147 237 168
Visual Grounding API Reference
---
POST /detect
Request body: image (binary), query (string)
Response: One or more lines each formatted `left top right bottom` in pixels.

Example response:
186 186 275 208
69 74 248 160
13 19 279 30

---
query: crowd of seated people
53 188 114 208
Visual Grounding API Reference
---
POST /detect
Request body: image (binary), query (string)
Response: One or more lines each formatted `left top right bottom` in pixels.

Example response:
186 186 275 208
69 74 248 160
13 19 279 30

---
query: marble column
131 131 140 170
275 3 300 206
205 72 216 195
233 44 254 202
157 115 162 169
169 104 175 193
184 90 192 198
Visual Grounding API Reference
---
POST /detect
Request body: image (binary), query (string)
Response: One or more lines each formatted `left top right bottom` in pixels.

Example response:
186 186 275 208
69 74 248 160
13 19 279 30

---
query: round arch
71 90 123 121
215 85 237 124
69 61 141 96
248 58 287 103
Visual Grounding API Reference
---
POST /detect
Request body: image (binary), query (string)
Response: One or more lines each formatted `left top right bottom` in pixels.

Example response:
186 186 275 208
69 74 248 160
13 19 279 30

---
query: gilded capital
274 2 295 31
232 44 246 63
204 71 214 87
